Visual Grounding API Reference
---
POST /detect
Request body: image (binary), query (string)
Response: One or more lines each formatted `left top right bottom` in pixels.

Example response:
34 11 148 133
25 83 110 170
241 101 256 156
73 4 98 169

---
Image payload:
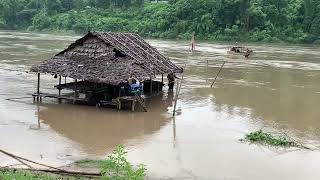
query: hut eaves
30 31 183 85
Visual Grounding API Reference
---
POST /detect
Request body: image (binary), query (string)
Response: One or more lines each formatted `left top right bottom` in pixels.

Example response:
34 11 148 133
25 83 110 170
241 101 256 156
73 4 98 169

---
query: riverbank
0 169 89 180
1 1 320 44
0 145 146 180
0 160 102 180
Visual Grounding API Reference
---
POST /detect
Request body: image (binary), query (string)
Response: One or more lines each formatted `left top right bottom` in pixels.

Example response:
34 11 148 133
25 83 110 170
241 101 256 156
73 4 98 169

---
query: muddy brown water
1 31 320 179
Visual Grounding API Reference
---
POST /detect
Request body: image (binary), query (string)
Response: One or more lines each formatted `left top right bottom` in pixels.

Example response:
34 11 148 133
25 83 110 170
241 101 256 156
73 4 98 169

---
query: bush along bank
1 0 320 44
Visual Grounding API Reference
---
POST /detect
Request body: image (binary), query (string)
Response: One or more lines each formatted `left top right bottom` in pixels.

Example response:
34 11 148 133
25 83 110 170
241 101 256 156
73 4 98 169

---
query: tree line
0 0 320 43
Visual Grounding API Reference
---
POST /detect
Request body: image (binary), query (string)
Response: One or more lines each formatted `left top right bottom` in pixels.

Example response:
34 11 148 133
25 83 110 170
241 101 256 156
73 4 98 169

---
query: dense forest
0 0 320 43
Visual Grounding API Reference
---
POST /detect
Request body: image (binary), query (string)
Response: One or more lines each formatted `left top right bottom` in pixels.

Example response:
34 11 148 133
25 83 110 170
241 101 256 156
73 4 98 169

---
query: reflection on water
39 93 174 155
1 31 320 179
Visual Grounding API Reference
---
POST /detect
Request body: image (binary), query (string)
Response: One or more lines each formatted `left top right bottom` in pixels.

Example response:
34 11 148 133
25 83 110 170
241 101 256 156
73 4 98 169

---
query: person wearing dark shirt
167 73 179 90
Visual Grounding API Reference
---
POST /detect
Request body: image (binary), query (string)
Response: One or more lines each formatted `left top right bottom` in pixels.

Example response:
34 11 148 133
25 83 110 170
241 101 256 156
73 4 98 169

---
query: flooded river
1 31 320 179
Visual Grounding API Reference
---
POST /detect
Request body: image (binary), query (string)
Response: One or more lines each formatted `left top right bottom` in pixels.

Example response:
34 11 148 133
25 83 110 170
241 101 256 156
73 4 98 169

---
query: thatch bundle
30 31 183 85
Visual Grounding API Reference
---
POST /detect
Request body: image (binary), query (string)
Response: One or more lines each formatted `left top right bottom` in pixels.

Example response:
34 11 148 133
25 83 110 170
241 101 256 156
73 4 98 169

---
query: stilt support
150 79 153 94
73 79 77 104
36 73 40 102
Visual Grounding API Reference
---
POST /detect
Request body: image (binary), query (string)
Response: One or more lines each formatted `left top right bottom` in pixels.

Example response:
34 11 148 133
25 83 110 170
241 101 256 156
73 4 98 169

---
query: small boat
227 46 253 57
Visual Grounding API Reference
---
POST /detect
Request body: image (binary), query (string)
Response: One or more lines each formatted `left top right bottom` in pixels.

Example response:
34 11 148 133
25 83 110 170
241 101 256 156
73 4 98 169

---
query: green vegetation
241 130 298 147
0 145 146 180
0 169 85 180
101 144 146 180
0 0 320 43
75 159 105 167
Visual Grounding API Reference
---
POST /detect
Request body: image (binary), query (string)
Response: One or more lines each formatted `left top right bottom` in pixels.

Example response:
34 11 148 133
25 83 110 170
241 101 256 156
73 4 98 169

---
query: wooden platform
32 93 146 111
115 95 147 112
32 93 88 103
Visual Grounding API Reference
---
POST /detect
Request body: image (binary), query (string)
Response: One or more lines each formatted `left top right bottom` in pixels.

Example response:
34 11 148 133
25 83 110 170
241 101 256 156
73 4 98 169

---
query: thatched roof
30 31 183 85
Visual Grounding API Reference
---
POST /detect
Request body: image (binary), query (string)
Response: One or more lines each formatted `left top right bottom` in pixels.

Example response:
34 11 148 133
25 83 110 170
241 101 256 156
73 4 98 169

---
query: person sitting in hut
128 75 137 85
128 75 143 95
167 73 179 90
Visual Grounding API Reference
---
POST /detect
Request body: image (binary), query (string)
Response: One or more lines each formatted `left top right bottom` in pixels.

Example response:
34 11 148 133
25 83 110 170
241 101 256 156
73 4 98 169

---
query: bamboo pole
161 74 164 84
173 61 187 116
0 149 62 171
0 148 102 177
210 61 226 88
37 103 40 129
0 150 33 169
172 83 179 116
0 167 101 177
37 73 40 94
173 75 184 116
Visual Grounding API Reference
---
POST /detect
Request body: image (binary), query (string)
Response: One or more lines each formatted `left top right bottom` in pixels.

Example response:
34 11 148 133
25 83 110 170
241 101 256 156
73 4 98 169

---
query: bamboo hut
30 31 183 111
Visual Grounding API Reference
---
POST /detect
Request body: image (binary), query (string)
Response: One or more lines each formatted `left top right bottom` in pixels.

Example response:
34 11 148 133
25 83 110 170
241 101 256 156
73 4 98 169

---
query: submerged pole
37 73 40 94
173 81 180 117
37 73 40 102
210 61 226 88
173 75 184 116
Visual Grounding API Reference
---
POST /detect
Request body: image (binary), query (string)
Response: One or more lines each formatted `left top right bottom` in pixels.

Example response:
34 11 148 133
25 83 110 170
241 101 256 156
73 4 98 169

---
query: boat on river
228 46 253 57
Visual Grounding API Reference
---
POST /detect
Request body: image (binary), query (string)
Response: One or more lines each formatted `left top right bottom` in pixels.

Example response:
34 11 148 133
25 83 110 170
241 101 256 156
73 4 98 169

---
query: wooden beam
210 61 226 88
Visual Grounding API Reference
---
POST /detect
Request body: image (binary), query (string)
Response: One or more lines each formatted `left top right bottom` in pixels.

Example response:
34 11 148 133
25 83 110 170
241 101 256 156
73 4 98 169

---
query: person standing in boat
167 73 179 90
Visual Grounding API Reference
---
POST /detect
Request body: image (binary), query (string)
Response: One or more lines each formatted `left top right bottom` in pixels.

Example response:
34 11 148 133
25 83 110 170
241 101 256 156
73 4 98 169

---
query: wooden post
37 73 40 94
157 82 159 93
118 99 121 110
150 79 153 94
173 116 176 147
173 81 180 116
58 75 61 95
132 100 135 112
73 79 77 104
173 74 184 116
161 74 164 84
37 73 40 101
37 103 40 129
210 61 226 88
